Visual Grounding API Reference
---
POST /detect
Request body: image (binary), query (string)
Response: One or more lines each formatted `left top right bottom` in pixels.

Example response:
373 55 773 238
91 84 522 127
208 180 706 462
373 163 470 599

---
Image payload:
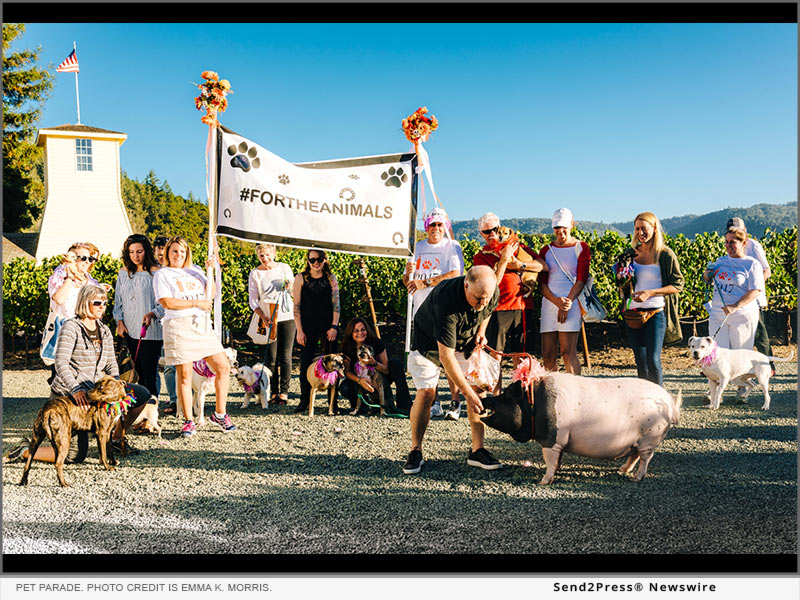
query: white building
34 124 132 262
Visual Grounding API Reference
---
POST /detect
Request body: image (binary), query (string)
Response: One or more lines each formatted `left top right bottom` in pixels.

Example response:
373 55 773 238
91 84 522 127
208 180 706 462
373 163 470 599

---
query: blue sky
18 22 798 225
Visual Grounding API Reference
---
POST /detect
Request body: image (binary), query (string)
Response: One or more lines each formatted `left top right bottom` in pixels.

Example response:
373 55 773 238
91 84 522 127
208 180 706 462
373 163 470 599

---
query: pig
479 374 682 484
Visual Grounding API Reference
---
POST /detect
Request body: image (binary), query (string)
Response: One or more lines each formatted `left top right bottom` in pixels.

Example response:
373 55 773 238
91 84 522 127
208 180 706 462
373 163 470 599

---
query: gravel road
2 346 796 556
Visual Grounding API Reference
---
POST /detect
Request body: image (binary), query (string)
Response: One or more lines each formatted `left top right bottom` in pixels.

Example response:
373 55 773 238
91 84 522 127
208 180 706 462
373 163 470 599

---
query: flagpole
73 42 81 124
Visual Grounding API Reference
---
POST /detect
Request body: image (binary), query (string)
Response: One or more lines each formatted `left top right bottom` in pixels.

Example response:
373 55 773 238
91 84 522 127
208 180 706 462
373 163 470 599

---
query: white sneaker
444 402 461 421
430 401 443 418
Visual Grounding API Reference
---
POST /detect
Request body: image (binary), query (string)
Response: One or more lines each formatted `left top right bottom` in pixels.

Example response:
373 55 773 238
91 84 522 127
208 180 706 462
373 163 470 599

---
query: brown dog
305 354 345 416
19 376 129 487
351 345 387 416
483 226 539 296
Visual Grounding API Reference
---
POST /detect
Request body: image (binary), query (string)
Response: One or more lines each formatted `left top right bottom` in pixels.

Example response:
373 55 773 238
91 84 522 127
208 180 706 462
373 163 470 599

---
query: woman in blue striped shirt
113 234 164 396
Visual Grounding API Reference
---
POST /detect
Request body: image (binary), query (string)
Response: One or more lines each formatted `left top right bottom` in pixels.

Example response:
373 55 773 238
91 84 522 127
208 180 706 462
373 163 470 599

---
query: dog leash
707 269 732 340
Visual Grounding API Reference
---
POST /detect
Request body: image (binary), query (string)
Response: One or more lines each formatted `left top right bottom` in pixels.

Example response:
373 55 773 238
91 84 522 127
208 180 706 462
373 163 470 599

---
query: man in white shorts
402 207 465 420
402 266 501 474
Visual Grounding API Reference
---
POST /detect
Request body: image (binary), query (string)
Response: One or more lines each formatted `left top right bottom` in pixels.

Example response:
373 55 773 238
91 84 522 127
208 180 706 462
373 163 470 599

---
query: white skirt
540 297 583 333
162 314 225 366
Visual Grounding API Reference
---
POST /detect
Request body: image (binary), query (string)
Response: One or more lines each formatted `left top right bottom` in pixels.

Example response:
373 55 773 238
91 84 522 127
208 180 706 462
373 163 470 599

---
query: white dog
176 347 239 425
688 336 794 410
236 363 272 410
130 396 162 437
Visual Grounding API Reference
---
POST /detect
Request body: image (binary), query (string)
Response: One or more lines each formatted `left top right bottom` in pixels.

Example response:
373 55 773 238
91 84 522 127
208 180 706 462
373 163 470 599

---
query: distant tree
2 23 54 232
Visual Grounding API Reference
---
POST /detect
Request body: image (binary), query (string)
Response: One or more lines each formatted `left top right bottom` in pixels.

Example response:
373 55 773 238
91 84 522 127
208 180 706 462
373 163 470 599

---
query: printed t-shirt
152 265 208 322
706 255 764 321
248 262 295 323
411 276 499 367
410 238 464 316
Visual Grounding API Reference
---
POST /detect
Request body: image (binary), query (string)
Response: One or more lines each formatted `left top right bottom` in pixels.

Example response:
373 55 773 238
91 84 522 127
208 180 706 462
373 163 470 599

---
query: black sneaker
402 450 424 474
112 438 141 456
467 448 503 470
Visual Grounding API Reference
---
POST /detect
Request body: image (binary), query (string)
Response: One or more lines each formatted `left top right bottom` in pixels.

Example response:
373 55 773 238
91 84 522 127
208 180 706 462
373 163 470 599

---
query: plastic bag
465 348 500 391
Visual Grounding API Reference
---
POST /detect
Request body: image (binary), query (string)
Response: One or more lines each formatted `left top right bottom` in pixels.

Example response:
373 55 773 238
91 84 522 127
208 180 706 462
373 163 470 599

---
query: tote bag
39 312 65 366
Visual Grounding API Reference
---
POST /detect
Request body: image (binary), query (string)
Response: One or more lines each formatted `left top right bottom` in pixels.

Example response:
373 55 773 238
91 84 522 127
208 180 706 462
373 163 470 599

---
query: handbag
622 307 662 329
39 311 65 366
548 245 608 323
247 300 279 344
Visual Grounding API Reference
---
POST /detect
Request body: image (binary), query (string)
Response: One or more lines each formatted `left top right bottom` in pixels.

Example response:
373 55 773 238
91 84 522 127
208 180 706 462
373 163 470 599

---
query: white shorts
710 308 758 350
540 298 582 333
162 314 225 366
407 349 469 390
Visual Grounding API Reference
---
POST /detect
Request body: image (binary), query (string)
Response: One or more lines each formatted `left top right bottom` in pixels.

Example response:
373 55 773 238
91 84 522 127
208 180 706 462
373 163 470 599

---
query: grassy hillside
452 202 796 239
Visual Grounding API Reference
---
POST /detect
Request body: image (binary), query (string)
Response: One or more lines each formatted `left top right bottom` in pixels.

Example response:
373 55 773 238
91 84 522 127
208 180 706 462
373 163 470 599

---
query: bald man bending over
403 265 502 474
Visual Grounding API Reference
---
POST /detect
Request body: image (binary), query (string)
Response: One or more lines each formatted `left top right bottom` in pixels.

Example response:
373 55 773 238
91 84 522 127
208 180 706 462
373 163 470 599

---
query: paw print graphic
381 166 408 188
349 174 360 180
421 259 433 270
278 174 290 184
227 142 261 173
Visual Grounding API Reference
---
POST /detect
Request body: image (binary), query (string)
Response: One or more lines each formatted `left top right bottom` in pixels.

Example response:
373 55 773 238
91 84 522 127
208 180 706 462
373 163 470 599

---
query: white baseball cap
552 208 573 229
425 207 448 227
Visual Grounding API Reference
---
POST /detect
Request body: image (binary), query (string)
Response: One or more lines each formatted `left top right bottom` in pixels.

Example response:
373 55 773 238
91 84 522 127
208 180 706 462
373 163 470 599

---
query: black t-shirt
411 276 499 366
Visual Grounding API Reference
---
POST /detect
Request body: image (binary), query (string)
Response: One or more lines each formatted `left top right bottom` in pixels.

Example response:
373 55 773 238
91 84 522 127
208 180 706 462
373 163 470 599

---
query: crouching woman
6 285 153 464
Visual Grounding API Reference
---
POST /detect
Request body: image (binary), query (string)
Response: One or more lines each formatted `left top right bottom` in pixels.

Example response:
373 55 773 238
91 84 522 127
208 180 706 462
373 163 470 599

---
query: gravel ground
2 345 797 555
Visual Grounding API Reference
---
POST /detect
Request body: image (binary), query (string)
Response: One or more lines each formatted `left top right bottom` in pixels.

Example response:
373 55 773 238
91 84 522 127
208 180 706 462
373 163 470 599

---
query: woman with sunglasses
113 234 164 397
48 242 102 321
7 285 153 464
292 249 340 414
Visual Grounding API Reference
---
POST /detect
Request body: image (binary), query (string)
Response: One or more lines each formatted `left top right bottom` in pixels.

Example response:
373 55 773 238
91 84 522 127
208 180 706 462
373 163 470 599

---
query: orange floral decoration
401 106 438 143
194 70 233 126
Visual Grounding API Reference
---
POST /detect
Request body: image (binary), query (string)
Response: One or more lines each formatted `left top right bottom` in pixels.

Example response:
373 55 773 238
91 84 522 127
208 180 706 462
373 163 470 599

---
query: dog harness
314 357 340 386
193 359 216 379
355 363 375 379
698 340 718 368
243 381 260 394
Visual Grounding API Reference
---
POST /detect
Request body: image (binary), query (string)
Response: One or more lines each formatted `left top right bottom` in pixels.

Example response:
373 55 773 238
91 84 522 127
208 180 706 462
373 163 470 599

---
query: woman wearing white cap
538 208 590 374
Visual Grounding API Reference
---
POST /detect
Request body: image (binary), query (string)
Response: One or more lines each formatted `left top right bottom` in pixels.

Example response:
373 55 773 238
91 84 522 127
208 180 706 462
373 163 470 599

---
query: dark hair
301 248 334 284
153 236 169 249
121 234 160 276
340 316 379 364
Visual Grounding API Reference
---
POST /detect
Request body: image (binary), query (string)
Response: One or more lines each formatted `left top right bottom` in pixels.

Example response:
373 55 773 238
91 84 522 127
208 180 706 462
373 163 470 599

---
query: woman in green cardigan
617 211 684 386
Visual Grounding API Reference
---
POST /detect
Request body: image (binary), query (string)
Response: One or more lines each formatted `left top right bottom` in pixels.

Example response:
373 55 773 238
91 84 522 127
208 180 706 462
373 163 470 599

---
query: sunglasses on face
428 222 445 229
91 300 107 307
308 257 324 264
481 226 499 235
76 255 98 263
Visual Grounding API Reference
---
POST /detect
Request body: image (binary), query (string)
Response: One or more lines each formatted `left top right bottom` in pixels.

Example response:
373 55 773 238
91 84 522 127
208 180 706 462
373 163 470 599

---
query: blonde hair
74 285 107 319
255 243 276 255
633 212 665 257
163 236 193 268
726 228 747 243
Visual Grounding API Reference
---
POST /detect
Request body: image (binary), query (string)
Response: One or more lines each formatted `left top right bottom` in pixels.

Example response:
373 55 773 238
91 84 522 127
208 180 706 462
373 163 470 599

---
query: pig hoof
538 476 553 485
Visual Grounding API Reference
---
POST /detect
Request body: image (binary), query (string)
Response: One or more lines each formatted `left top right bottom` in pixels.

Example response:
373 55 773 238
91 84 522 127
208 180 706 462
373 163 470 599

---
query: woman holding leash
113 234 164 397
616 212 684 386
153 237 236 437
292 249 340 414
702 227 764 351
247 243 295 405
339 316 411 416
538 208 590 375
7 285 152 464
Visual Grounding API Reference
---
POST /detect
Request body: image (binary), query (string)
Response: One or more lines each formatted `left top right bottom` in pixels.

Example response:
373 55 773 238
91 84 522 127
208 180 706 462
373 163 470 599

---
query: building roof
3 234 38 263
36 124 127 146
42 124 125 135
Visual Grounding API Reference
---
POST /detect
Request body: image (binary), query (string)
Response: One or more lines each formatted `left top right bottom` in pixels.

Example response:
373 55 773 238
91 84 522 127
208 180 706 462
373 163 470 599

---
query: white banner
216 127 418 257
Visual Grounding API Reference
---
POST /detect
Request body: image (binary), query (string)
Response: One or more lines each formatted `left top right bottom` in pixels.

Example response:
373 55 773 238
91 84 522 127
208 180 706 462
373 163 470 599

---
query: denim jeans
624 310 667 387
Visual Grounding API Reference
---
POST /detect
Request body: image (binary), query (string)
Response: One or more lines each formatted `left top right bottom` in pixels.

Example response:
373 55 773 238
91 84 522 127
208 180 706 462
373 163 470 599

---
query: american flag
56 49 79 73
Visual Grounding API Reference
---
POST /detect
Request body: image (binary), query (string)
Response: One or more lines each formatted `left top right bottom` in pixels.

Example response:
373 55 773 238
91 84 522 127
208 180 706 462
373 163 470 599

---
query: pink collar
699 342 718 367
193 359 215 379
314 357 340 385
